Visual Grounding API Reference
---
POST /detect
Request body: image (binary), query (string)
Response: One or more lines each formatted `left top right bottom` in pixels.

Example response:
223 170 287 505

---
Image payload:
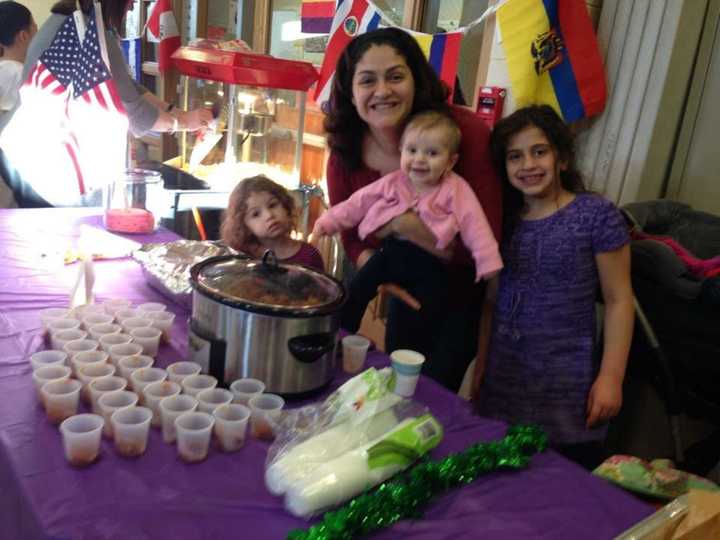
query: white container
97 390 138 439
137 302 166 314
108 342 143 366
42 378 82 425
196 388 233 414
213 404 250 453
390 349 426 398
30 350 67 371
102 298 132 315
181 374 217 397
118 354 154 384
71 349 108 378
59 414 104 467
32 365 72 404
121 316 152 335
99 332 133 352
111 406 152 457
114 308 140 323
229 378 265 405
143 380 181 427
130 326 162 357
40 307 72 329
46 318 82 336
77 362 116 403
88 322 122 341
341 335 371 374
130 367 167 402
87 376 127 414
248 393 284 441
63 340 100 370
51 329 87 351
146 310 175 342
81 313 114 331
159 394 198 443
175 412 214 463
166 361 202 385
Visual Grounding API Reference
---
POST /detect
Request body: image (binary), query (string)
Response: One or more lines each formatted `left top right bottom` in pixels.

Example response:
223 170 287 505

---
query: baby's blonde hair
401 110 462 154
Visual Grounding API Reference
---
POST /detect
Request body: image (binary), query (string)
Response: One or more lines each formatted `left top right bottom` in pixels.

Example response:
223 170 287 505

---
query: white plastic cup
41 379 82 425
146 310 175 342
121 316 152 335
102 299 132 315
111 406 152 458
87 376 127 414
32 365 72 404
390 349 426 398
108 342 143 367
166 361 202 385
71 349 108 377
342 335 371 374
130 367 167 402
81 313 113 331
175 412 215 463
30 350 67 371
63 339 100 370
181 374 218 397
72 304 106 320
99 332 133 352
59 414 104 467
143 381 181 427
229 378 265 405
88 322 122 341
248 393 284 441
213 404 250 453
51 329 87 351
40 307 72 329
46 317 82 336
196 388 234 414
137 302 166 314
118 354 154 384
97 390 138 438
159 394 198 443
77 362 116 403
114 308 140 323
130 326 162 357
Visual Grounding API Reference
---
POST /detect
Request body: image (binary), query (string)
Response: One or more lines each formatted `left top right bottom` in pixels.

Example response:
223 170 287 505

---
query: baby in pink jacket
313 110 502 333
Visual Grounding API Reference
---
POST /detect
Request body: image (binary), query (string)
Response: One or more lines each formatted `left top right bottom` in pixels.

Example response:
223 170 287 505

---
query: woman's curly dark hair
323 27 449 170
490 105 586 227
51 0 128 31
220 175 296 254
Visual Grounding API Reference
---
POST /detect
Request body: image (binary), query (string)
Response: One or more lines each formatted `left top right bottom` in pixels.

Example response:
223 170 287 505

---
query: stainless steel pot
188 252 345 396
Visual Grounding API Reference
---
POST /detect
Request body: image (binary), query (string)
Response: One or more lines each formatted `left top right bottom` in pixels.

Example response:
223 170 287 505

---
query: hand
376 283 421 311
356 249 375 270
310 222 328 247
586 374 623 428
183 108 213 132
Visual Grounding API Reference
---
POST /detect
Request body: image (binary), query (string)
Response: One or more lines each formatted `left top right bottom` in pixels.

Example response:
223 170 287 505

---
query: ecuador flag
497 0 606 122
410 31 463 99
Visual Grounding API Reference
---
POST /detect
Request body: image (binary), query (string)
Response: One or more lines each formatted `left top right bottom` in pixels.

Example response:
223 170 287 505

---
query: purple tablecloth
0 208 653 540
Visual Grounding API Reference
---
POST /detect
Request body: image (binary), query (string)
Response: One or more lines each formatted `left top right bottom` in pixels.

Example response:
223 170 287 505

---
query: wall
23 0 54 27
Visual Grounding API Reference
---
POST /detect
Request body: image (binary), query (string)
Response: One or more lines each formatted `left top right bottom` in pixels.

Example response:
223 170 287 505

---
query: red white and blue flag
146 0 181 73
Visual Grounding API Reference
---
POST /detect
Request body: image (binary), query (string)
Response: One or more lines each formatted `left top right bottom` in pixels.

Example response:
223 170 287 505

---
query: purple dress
479 194 629 445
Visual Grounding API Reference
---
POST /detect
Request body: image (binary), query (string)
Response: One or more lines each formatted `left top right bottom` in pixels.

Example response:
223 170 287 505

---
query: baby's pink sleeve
318 179 388 237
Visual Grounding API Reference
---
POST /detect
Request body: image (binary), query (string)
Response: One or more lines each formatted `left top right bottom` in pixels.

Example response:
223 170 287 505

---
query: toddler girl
473 105 634 469
221 175 324 271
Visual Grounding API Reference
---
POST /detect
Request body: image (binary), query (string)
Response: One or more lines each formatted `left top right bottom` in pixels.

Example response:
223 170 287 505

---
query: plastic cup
130 367 167 402
114 308 140 323
46 317 82 336
159 394 198 443
102 299 132 315
32 365 72 404
59 414 104 467
196 388 233 414
166 361 202 385
390 349 426 397
248 393 284 441
41 379 82 425
81 313 113 331
130 326 162 357
72 304 106 320
143 381 181 427
99 332 133 352
111 406 152 458
229 378 265 405
175 412 215 463
108 342 143 367
40 307 72 329
30 350 68 371
213 404 250 452
118 354 154 383
88 322 122 341
137 302 166 314
71 349 108 375
181 374 218 397
63 339 100 371
342 335 371 374
97 390 138 438
77 362 115 403
146 310 175 342
51 329 87 351
121 316 152 335
87 376 127 414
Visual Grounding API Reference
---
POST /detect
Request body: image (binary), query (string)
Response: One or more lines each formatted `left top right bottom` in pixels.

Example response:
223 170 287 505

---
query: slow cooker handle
287 333 334 364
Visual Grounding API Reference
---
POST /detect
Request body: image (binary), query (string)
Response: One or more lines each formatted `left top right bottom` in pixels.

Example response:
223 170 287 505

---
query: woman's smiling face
351 44 415 132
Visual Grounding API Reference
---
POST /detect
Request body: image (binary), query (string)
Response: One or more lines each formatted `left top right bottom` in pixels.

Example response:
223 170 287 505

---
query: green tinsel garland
287 425 547 540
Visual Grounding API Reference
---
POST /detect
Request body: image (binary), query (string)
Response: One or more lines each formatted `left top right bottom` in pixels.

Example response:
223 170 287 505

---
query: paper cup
111 406 152 458
342 335 371 374
143 381 181 427
119 354 155 384
97 390 138 439
59 414 104 467
77 362 115 403
129 326 162 357
213 404 250 453
130 367 167 402
42 378 82 425
181 374 218 397
99 332 133 353
196 388 234 415
159 394 198 443
32 365 72 404
51 329 87 351
166 361 202 385
87 376 127 414
30 350 67 371
108 342 143 367
229 378 265 405
175 412 215 463
248 393 284 441
390 349 426 397
88 322 122 341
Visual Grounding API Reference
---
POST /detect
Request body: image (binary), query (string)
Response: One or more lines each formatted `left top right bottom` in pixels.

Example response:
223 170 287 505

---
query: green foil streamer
287 425 547 540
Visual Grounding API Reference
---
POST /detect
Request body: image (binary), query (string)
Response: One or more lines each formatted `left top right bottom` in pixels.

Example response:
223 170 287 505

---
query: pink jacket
316 170 503 281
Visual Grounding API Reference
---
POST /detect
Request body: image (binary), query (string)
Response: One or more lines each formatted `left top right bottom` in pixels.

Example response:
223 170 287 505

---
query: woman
324 27 502 392
0 0 211 207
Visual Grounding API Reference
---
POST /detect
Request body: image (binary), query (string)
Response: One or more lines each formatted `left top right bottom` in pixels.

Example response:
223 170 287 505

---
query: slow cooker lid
193 252 343 311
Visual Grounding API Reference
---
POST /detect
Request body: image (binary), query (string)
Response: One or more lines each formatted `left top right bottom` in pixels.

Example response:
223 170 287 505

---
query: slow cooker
188 252 346 396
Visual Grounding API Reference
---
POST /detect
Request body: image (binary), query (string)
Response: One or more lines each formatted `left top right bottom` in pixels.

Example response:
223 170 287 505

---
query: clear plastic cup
32 365 72 404
248 393 284 441
196 388 234 414
63 339 100 371
130 367 167 402
108 342 143 367
72 304 106 320
87 376 127 414
120 316 152 335
181 374 218 397
166 361 202 385
40 307 72 329
59 414 104 467
88 322 122 341
213 404 251 453
390 349 426 398
159 394 198 443
111 406 152 458
342 335 371 374
97 390 138 438
99 332 133 352
130 326 162 357
229 378 265 405
42 378 82 425
71 349 108 377
175 412 215 463
77 362 116 403
30 350 67 371
137 302 166 314
143 380 181 427
118 354 154 384
146 310 176 343
81 313 114 331
102 298 132 315
46 317 82 336
51 329 87 351
114 308 140 323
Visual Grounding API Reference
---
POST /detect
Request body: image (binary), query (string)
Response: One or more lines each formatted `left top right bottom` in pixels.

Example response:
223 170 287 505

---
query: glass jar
104 169 165 234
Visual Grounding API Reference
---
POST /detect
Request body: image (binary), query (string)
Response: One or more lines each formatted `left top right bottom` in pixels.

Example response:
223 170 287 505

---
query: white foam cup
196 388 233 414
175 412 215 463
248 393 284 441
41 378 82 425
143 380 181 427
87 376 127 414
129 326 162 357
111 406 152 458
229 378 265 405
390 349 426 397
59 414 104 467
30 350 67 371
181 374 218 397
213 404 251 453
166 361 202 385
97 390 138 438
342 335 371 374
159 394 198 443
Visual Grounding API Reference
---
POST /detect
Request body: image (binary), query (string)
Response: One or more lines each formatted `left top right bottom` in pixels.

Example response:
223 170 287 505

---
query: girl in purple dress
472 105 634 469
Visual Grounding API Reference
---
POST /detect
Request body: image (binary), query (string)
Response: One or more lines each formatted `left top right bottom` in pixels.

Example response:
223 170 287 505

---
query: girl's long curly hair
220 175 296 253
323 27 449 171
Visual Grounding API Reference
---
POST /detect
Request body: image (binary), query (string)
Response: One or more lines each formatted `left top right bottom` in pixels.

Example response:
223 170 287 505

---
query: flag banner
121 37 142 81
301 0 336 34
146 0 180 72
409 30 463 99
497 0 606 122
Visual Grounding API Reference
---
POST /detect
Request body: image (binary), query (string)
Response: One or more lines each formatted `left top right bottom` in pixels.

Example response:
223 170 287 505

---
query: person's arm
471 275 498 401
373 211 454 260
586 244 634 427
